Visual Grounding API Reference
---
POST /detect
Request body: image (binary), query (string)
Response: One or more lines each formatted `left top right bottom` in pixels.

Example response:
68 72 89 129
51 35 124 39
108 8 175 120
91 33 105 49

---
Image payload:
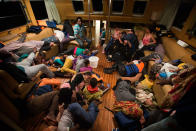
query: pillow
37 20 47 26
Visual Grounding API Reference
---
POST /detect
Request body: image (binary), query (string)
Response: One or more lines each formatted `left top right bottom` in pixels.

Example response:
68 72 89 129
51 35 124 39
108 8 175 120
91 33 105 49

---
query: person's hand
50 42 55 46
124 40 128 45
33 47 37 53
170 110 176 116
58 104 64 114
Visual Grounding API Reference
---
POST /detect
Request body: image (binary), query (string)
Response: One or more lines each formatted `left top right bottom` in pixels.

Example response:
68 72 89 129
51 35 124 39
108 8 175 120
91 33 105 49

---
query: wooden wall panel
54 0 168 23
171 4 196 48
54 0 75 21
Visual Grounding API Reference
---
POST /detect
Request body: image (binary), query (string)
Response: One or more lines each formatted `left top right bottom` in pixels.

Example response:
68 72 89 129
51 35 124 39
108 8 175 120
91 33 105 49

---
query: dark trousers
27 91 59 115
63 46 75 55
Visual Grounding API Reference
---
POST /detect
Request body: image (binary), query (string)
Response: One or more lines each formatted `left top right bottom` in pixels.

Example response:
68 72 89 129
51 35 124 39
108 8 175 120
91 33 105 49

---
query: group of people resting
0 16 107 131
101 26 196 131
27 72 105 130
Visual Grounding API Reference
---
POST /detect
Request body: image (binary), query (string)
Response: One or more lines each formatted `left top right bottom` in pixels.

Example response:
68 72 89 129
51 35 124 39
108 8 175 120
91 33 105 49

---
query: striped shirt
73 24 85 38
125 61 144 76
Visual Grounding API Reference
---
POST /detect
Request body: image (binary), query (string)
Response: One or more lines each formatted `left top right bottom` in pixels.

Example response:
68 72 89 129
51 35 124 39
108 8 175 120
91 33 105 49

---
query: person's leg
16 52 35 66
84 37 92 49
142 116 185 131
63 46 75 55
87 102 99 123
14 46 34 56
61 67 76 74
68 103 91 126
27 91 59 116
76 38 84 48
47 91 59 121
25 64 55 78
60 38 71 53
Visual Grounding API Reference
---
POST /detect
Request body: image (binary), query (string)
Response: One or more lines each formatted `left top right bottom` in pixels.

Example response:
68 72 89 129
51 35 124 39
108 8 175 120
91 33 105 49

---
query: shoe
104 68 115 74
92 50 98 55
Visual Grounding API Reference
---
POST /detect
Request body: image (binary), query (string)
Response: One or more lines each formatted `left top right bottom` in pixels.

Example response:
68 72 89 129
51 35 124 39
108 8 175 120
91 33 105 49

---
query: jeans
76 37 92 49
142 116 185 131
68 102 99 128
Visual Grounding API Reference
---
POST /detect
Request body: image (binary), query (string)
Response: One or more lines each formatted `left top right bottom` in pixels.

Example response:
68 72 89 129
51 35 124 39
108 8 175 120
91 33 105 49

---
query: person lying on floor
42 29 73 53
45 55 66 67
0 48 54 80
0 39 55 57
73 56 92 73
61 55 76 74
62 45 98 58
104 60 145 83
83 78 103 103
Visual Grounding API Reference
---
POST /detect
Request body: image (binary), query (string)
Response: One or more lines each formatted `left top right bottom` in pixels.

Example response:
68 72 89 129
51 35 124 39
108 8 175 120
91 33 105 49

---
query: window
112 0 124 13
0 1 28 32
173 0 194 29
92 0 103 12
72 0 84 13
133 0 147 16
30 0 48 20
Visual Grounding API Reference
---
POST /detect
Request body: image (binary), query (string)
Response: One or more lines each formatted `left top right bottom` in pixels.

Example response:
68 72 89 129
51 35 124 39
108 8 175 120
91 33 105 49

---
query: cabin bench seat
143 36 196 108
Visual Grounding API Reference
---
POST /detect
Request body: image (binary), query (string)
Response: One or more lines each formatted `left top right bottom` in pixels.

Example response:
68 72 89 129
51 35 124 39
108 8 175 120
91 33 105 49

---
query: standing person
73 17 92 49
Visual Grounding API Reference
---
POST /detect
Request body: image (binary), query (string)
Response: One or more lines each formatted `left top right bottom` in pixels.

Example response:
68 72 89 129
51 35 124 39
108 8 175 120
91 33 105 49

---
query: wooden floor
24 48 119 131
90 49 118 131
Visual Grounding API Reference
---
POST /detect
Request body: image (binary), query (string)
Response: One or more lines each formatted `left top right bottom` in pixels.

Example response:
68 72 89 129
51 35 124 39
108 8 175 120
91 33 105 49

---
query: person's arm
125 40 132 48
126 61 134 65
149 34 156 45
121 73 142 83
74 25 83 40
56 104 65 122
119 38 123 44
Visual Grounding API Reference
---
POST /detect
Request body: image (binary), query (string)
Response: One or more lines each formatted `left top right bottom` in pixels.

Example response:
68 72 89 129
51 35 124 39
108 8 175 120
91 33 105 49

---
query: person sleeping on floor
0 48 54 80
104 60 145 83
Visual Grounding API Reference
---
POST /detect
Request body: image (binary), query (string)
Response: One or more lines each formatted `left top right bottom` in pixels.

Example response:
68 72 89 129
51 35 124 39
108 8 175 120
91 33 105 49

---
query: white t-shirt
54 30 65 42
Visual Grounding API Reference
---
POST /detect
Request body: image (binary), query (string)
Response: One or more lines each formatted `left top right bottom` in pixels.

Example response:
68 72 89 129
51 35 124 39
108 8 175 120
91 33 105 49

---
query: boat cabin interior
0 0 196 131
